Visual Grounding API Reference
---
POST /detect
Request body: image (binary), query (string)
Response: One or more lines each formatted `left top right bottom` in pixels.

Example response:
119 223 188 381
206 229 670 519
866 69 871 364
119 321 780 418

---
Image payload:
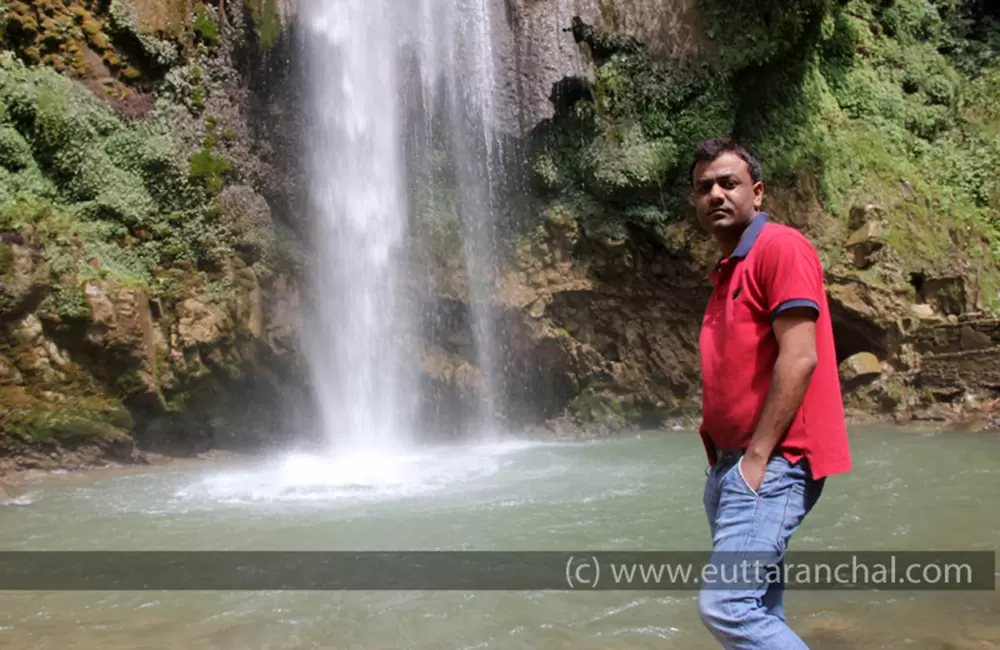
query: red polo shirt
699 213 851 480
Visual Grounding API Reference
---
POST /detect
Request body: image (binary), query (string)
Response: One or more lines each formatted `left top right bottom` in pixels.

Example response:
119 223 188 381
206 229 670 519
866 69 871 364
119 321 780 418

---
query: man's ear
753 181 765 210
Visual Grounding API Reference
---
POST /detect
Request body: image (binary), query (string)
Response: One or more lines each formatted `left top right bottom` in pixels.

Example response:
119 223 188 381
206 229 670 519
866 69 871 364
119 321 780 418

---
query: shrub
0 125 33 170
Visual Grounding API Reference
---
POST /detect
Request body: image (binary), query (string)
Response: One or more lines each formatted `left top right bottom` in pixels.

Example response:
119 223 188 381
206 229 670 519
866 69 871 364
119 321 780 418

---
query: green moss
38 281 92 322
165 388 191 411
193 3 219 46
697 0 838 71
0 55 284 311
248 0 281 48
188 122 231 196
6 406 132 442
1 385 133 444
1 0 142 87
116 369 148 398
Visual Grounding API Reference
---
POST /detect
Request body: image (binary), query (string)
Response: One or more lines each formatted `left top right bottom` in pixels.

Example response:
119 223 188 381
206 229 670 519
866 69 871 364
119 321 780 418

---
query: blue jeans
699 451 825 649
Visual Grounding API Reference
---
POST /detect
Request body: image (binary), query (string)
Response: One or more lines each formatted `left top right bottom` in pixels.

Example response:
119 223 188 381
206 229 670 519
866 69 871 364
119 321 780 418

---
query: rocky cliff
0 0 310 472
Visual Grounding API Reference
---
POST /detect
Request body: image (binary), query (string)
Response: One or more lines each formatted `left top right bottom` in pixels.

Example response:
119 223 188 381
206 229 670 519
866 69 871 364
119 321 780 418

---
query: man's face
692 152 764 241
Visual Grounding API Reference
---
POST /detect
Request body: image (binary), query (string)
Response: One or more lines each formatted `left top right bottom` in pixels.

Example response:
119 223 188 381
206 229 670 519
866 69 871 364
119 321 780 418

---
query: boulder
839 352 882 391
176 298 229 349
826 277 904 361
847 203 886 231
83 282 164 411
506 0 709 129
9 314 70 384
844 219 885 269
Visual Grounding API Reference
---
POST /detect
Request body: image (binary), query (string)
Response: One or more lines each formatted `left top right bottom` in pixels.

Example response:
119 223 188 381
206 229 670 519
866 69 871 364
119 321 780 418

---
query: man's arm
740 308 818 490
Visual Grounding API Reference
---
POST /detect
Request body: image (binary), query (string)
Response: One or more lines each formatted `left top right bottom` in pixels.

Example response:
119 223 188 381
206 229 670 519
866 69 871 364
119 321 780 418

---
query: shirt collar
709 211 769 278
730 211 768 259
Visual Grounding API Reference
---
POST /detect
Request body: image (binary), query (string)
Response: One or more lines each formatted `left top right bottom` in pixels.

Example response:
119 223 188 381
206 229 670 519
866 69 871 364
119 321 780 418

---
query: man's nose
709 183 726 202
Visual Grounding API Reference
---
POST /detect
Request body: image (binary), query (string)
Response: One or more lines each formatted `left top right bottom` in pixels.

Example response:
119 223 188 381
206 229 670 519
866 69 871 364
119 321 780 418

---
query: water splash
172 440 550 506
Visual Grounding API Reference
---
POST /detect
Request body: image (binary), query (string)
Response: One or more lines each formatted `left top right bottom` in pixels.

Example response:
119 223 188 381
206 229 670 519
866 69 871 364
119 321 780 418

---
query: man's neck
717 238 738 258
715 222 750 258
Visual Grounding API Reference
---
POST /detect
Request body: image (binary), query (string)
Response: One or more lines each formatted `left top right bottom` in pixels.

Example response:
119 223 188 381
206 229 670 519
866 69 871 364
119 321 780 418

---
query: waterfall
299 0 415 453
298 0 509 450
413 0 508 437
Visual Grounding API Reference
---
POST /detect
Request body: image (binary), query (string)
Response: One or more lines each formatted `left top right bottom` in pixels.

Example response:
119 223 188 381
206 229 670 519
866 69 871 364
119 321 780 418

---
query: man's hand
740 452 769 492
745 307 819 476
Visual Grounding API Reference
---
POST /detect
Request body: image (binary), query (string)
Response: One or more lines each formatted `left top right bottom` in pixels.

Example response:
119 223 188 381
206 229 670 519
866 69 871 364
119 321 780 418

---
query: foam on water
0 494 37 507
173 438 552 505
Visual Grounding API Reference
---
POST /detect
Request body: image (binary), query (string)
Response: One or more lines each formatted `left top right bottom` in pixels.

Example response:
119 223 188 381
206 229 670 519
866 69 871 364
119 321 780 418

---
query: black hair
689 138 763 185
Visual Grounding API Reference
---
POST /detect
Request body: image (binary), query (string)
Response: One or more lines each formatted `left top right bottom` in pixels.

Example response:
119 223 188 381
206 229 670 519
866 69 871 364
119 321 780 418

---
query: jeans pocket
734 456 761 498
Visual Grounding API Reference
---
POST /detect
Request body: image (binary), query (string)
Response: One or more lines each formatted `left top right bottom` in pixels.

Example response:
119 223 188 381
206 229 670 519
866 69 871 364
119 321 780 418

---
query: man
690 138 852 649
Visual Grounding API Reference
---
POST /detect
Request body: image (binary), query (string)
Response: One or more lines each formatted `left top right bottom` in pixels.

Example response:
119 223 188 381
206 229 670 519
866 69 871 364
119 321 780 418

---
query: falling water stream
300 0 509 451
299 0 416 454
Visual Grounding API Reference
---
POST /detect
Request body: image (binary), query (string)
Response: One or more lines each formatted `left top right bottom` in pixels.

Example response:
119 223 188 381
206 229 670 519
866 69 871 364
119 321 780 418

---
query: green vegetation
0 124 32 170
193 3 220 46
188 118 232 194
529 0 1000 311
247 0 281 48
0 52 271 309
0 0 292 451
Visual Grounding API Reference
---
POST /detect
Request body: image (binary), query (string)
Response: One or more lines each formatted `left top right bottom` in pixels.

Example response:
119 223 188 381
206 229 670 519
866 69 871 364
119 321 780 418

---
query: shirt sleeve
756 231 824 322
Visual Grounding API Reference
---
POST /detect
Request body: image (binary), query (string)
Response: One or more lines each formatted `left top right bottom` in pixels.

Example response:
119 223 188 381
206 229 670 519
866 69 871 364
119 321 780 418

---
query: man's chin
711 216 738 232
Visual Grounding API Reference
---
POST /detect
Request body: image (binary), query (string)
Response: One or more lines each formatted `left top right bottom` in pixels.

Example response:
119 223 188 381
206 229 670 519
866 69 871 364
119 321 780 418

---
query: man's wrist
745 444 774 462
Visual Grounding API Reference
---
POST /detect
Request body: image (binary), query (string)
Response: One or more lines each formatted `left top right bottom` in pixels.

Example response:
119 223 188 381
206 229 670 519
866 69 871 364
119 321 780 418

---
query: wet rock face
415 213 714 434
912 317 1000 406
506 0 711 131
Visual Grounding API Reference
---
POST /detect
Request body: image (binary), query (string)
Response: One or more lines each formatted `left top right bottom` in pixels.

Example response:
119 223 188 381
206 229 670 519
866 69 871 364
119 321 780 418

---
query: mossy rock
570 388 627 424
0 386 134 444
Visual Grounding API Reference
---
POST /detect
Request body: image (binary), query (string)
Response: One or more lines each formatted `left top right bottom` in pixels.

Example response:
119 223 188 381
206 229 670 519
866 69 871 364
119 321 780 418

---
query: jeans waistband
716 448 745 461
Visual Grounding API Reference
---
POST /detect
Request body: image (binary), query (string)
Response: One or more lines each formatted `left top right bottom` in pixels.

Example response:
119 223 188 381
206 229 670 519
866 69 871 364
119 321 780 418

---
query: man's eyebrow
695 173 737 185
